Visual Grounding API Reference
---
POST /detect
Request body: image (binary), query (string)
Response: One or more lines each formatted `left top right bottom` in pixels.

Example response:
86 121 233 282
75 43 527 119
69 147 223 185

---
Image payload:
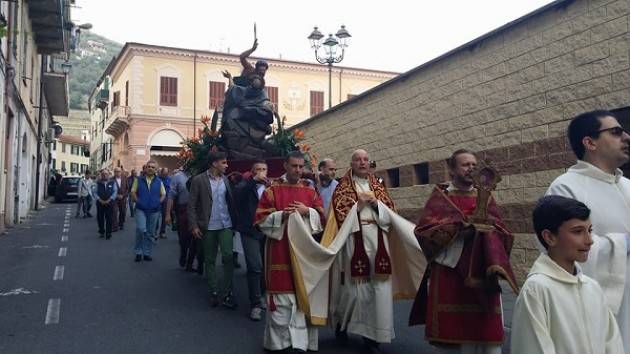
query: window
61 161 66 172
160 76 178 106
70 163 78 174
70 145 77 155
310 91 324 116
112 91 120 108
414 162 429 185
52 159 56 170
81 164 88 173
62 143 66 153
209 81 225 109
125 81 129 106
266 86 278 111
387 168 400 188
52 141 56 151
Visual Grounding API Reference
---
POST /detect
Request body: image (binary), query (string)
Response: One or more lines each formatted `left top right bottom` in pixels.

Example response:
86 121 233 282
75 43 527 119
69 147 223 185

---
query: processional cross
469 160 501 232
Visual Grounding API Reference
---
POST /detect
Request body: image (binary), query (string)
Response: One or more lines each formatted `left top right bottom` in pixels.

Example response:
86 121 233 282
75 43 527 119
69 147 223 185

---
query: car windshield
63 178 80 186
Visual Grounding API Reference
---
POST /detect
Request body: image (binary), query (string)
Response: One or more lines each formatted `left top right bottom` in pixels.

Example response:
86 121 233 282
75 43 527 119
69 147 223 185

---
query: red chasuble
409 184 518 346
254 179 324 294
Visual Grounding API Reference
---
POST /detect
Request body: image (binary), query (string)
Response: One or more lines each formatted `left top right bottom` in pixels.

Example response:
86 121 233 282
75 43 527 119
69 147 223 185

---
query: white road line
62 228 69 233
53 266 64 280
58 247 67 257
44 298 61 325
61 236 68 242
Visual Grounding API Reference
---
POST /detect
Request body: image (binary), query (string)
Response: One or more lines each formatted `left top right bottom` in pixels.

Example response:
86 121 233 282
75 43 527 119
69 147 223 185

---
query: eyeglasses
597 126 629 137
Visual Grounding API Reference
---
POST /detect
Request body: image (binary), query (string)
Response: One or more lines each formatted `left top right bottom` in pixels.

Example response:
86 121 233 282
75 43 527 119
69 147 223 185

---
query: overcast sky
73 0 554 73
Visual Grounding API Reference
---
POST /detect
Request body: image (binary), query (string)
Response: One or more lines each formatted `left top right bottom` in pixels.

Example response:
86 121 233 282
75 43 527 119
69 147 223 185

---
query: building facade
88 42 397 172
51 135 90 176
0 0 73 230
294 0 630 282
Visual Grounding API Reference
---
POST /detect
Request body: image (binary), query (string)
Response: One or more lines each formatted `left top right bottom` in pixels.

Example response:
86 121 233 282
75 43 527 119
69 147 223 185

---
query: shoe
134 255 142 262
222 293 238 309
335 323 348 342
86 213 93 217
289 349 306 354
112 228 119 233
159 233 167 239
210 292 220 307
119 225 124 230
152 237 158 244
362 337 381 354
98 233 105 238
249 306 263 321
106 234 112 240
143 255 153 261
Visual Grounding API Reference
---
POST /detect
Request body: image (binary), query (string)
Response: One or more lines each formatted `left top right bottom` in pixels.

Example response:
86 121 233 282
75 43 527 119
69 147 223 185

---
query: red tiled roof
57 134 89 146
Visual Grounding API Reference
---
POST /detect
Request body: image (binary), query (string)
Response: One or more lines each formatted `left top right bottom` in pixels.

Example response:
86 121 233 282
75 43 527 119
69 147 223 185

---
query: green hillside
68 32 123 110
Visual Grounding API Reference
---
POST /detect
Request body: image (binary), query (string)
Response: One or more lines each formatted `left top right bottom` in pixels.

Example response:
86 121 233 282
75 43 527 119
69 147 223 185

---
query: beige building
88 42 397 172
294 0 630 282
51 135 90 176
0 1 73 229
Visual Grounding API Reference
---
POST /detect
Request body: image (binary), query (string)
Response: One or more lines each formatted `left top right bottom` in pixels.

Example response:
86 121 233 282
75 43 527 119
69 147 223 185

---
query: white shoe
249 307 263 321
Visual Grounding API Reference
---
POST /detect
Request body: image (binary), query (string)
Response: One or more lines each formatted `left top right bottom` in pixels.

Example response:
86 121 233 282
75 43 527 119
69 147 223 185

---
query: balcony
28 0 71 54
42 71 69 117
105 105 130 137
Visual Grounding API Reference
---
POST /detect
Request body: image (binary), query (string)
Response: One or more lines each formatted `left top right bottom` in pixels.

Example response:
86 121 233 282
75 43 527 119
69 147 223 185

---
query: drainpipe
33 56 46 210
338 67 343 103
193 52 196 134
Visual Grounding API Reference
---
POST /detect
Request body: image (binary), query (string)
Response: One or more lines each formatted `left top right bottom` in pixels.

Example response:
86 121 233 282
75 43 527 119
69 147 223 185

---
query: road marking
63 223 70 228
61 236 68 242
22 245 49 249
62 228 69 233
53 266 64 280
45 298 61 325
0 288 39 296
58 247 67 257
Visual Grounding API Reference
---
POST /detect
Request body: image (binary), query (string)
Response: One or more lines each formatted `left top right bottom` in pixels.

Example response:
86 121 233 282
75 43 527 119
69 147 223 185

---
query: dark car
55 176 81 203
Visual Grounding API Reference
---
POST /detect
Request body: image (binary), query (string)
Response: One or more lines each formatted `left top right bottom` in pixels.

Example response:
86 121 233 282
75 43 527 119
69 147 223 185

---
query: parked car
55 176 81 203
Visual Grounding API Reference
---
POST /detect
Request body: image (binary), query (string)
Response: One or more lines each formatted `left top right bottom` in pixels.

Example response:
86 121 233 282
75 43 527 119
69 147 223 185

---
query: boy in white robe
511 195 623 354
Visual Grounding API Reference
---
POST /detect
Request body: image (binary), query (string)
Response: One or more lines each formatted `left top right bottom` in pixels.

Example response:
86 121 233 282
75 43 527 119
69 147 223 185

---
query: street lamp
308 25 351 109
61 61 72 75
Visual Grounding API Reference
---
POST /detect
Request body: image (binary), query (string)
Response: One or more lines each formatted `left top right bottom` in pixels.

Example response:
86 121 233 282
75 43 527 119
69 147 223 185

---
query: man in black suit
234 161 269 321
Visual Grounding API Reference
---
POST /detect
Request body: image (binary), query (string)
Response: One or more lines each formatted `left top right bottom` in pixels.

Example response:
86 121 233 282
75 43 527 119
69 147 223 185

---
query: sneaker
134 255 142 262
86 213 93 218
222 293 238 309
143 255 153 261
249 307 263 321
152 237 158 244
210 292 220 307
159 233 167 239
98 233 105 239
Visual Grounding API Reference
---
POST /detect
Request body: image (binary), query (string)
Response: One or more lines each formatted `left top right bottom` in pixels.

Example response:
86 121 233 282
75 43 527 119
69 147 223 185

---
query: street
0 201 512 353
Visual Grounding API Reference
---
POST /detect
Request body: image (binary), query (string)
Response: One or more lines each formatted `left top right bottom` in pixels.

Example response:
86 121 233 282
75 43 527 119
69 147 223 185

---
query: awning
42 71 69 117
150 150 179 157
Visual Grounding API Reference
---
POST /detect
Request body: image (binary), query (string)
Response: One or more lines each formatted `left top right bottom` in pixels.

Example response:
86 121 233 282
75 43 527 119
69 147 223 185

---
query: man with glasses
546 109 630 352
131 160 166 262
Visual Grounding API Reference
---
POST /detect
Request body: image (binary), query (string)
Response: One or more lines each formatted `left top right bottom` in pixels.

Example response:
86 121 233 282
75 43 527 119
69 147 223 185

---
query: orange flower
300 144 311 152
294 129 305 139
201 115 210 125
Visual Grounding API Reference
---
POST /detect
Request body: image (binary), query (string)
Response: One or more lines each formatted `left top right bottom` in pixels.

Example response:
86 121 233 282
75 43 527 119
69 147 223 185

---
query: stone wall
294 0 630 282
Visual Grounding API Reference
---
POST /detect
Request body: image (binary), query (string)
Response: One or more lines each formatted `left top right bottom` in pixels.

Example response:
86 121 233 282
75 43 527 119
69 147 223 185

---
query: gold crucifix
469 160 501 232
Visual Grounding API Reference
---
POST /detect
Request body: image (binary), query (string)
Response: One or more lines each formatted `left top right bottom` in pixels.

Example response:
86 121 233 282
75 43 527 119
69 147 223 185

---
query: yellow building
88 42 397 171
51 135 90 176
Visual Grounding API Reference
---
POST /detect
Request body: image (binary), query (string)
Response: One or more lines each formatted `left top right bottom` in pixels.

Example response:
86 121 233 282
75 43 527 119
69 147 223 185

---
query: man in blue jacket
96 168 117 239
131 160 166 262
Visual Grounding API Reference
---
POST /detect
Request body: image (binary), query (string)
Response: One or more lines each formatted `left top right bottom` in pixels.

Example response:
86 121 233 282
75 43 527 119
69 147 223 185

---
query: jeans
241 231 266 308
97 201 113 236
76 196 90 216
134 209 160 256
128 198 136 217
202 229 234 295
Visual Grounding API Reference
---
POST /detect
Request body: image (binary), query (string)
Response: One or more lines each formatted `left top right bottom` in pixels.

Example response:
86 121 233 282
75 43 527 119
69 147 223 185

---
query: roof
57 134 89 146
291 0 574 130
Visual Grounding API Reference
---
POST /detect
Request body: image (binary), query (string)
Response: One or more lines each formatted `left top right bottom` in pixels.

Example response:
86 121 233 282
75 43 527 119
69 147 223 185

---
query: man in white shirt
546 109 630 352
76 170 94 218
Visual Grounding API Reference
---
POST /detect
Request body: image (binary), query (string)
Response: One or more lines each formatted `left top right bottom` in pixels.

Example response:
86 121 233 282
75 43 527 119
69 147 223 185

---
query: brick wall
295 0 630 283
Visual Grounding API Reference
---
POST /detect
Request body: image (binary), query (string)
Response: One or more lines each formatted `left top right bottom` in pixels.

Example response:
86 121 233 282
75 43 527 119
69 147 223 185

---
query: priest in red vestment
254 151 325 352
409 149 518 354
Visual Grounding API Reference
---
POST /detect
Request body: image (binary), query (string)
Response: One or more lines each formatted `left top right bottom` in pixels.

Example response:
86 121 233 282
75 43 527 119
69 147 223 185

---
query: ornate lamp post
308 25 351 109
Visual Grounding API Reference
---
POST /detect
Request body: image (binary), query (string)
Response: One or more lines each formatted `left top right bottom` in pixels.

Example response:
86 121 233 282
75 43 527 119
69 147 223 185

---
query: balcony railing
104 105 130 137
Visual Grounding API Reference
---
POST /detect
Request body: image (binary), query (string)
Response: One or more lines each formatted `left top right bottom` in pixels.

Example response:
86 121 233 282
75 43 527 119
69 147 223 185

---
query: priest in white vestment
546 110 630 352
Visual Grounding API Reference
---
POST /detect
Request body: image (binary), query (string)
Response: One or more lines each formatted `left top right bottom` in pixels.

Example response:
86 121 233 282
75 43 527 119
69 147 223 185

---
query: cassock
547 160 630 352
409 183 518 352
255 178 325 352
511 254 623 354
323 170 426 343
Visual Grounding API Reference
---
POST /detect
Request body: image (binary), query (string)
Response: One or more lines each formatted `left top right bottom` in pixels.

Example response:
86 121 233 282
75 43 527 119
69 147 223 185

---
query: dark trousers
241 231 266 308
97 202 113 236
175 205 200 268
112 197 127 231
157 200 167 236
128 198 135 217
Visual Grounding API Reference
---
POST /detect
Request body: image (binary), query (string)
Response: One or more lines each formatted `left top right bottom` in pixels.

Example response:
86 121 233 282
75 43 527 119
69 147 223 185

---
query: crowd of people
62 109 630 354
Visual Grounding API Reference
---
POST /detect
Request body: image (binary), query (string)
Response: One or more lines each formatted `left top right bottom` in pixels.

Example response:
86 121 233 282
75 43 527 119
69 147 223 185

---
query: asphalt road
0 201 512 354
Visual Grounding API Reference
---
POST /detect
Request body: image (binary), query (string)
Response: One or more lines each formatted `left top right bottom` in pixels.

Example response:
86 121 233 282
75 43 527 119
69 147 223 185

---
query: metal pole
328 62 332 109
